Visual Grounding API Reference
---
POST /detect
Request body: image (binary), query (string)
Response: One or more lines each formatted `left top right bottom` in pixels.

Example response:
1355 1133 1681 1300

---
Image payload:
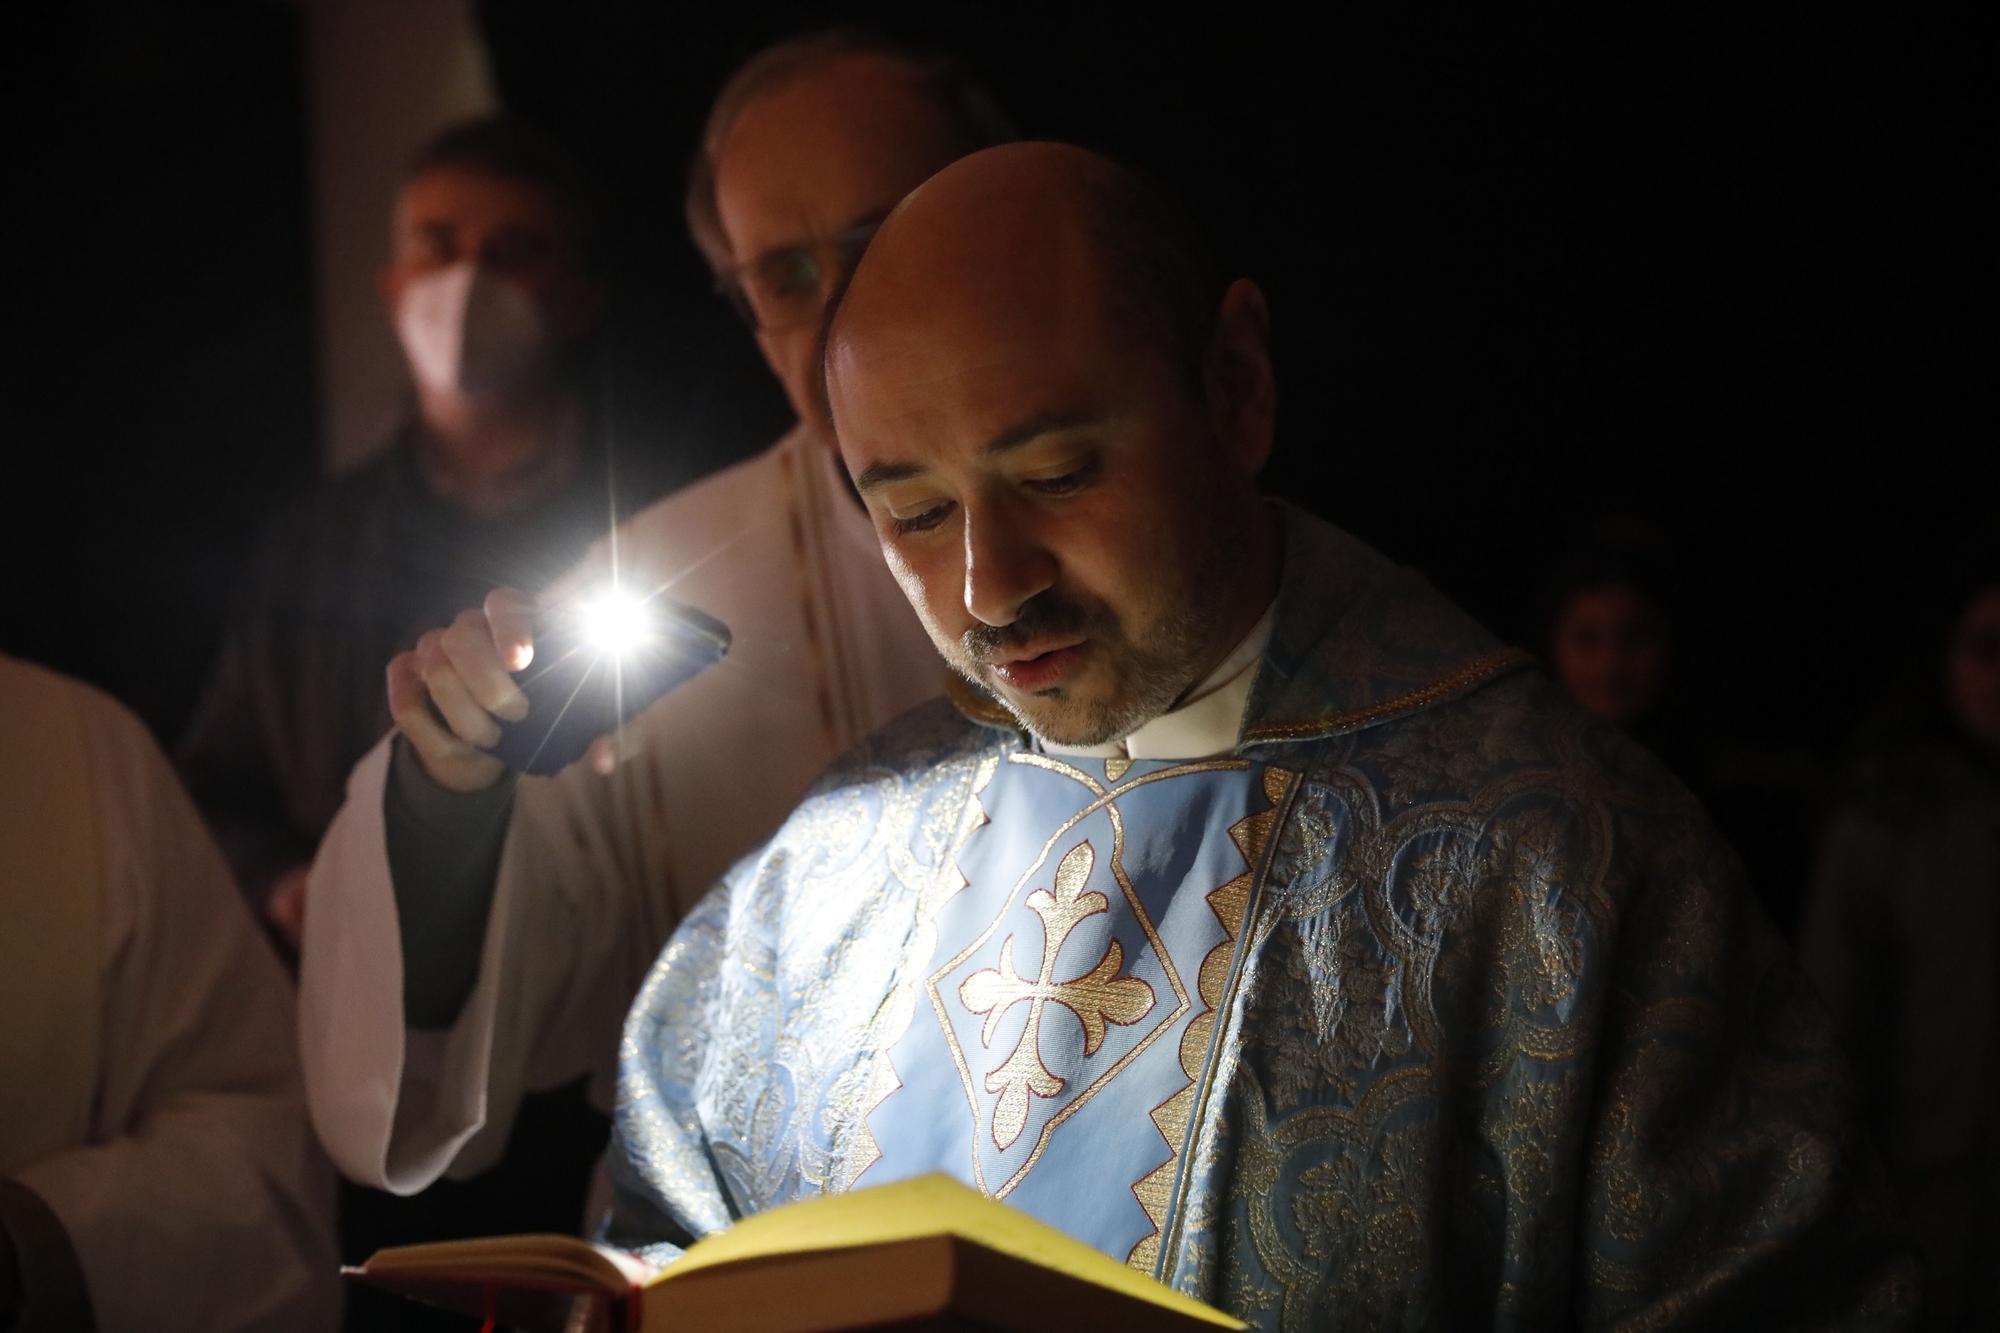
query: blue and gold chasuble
608 509 1917 1330
856 752 1289 1268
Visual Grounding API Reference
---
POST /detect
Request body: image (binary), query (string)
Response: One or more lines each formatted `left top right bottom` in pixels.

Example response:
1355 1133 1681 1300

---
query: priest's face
828 209 1272 747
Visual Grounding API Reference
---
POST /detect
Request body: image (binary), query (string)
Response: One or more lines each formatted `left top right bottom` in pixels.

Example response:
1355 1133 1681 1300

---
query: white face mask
394 261 548 399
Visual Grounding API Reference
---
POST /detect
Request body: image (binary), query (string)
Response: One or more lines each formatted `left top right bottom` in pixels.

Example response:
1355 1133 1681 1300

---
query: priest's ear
1203 279 1276 480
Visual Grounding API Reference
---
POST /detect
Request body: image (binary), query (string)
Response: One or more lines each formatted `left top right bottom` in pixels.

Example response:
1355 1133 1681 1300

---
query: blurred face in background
1551 581 1672 726
1946 587 2000 753
380 167 603 407
712 56 978 439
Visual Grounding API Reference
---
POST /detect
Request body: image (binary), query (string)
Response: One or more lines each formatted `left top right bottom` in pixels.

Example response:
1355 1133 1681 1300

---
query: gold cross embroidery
959 841 1157 1151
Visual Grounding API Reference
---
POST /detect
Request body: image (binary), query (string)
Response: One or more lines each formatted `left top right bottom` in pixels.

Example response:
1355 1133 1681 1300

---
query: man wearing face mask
176 116 632 1331
178 116 623 955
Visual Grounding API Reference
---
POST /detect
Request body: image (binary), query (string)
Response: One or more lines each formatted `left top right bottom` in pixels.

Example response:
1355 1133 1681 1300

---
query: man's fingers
441 610 530 721
388 652 506 792
388 651 470 757
266 867 308 949
485 588 537 673
420 651 503 749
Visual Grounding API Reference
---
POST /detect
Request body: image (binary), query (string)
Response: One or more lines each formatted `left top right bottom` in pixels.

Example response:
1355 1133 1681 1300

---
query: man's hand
386 588 535 793
264 865 310 948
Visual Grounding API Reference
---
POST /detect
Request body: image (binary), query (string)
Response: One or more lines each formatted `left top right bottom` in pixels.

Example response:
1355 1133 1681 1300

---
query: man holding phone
299 32 1017 1205
178 116 617 956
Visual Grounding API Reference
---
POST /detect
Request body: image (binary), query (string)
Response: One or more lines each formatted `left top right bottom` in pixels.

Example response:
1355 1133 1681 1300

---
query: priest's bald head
823 143 1281 747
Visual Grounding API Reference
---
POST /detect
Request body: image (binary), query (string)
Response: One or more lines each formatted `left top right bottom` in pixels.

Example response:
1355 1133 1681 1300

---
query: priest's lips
986 638 1088 694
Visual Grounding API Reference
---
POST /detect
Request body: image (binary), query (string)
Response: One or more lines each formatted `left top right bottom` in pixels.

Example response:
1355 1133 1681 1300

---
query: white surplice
300 426 945 1194
0 656 339 1332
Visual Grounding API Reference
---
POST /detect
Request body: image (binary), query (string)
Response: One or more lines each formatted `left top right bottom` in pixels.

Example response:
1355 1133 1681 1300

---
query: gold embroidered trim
1128 766 1299 1276
1010 751 1107 795
962 839 1161 1153
928 757 1239 1195
1242 646 1533 743
988 789 1197 1196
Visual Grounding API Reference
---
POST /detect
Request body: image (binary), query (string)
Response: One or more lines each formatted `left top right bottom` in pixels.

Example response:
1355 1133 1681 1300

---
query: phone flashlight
482 587 731 775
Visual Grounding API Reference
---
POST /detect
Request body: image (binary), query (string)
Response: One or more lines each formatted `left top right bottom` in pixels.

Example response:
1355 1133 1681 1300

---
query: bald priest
592 145 1918 1330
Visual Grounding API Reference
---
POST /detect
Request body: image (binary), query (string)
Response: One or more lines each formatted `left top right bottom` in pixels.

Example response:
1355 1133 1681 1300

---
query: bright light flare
576 587 654 658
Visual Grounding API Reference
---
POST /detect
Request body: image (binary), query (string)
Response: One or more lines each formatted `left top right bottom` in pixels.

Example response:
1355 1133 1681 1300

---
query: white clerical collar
1041 601 1278 762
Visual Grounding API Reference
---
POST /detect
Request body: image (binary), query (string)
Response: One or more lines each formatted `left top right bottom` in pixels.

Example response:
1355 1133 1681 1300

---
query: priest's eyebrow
852 411 1105 494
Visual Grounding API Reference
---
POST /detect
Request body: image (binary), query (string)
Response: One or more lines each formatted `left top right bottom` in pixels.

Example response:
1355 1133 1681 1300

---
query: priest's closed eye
890 499 957 536
1023 456 1102 496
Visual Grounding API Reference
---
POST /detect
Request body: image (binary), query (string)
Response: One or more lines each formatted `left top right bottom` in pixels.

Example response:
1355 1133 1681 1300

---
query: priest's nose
962 505 1057 628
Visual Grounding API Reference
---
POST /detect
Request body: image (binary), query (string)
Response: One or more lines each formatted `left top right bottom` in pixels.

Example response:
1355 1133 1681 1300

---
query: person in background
176 114 628 1332
1544 517 1684 740
1543 519 1818 930
177 114 623 957
299 31 1014 1223
1 655 337 1333
1802 544 2000 1329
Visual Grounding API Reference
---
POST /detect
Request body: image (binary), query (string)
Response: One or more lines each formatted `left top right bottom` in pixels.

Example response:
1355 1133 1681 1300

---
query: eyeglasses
716 215 886 333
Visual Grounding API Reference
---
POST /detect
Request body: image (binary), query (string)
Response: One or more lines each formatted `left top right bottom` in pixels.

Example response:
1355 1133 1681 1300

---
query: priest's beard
950 497 1251 748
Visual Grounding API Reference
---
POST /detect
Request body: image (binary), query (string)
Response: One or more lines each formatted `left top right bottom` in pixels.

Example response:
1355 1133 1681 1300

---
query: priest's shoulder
801 695 1004 801
1464 664 1695 800
1364 661 1724 870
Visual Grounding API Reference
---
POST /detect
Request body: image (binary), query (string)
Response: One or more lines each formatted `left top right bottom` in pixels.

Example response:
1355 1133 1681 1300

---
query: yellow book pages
656 1174 1242 1329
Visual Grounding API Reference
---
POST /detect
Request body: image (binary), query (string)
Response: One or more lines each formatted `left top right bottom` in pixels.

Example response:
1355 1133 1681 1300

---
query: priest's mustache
962 593 1109 664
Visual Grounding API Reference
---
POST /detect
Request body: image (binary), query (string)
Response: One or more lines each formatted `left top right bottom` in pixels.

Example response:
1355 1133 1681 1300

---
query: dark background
8 3 1985 831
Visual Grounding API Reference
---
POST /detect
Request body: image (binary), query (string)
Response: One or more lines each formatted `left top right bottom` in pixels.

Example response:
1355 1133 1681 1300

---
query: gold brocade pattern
927 755 1259 1198
1241 646 1534 743
839 754 998 1191
1129 765 1296 1275
613 508 1920 1326
960 840 1159 1150
1190 684 1915 1329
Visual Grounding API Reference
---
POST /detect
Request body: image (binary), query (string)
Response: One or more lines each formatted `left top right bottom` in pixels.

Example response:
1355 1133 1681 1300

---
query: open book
348 1173 1246 1332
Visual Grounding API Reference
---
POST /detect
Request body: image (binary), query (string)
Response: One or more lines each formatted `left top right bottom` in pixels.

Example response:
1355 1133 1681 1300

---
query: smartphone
482 594 731 776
